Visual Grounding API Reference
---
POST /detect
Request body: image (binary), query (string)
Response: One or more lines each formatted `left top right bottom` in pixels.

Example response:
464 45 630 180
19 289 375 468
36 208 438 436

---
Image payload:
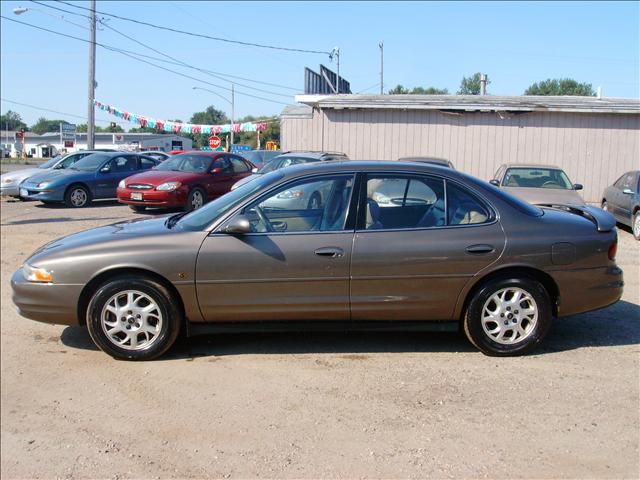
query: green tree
524 78 595 96
30 117 73 134
457 73 490 95
187 106 228 149
77 123 124 133
388 84 410 94
0 110 27 130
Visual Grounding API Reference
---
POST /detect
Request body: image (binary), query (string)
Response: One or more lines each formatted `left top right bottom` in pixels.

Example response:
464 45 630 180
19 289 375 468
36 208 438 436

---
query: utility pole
379 41 384 95
87 0 96 149
336 48 340 94
480 74 487 96
230 83 235 148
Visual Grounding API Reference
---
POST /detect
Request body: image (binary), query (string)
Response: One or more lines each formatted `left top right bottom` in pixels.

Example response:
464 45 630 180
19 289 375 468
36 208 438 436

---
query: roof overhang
293 94 640 114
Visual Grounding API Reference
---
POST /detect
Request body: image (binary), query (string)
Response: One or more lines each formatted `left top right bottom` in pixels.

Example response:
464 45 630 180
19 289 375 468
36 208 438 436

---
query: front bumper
117 187 187 207
11 269 83 325
553 265 624 317
0 184 20 196
20 184 64 202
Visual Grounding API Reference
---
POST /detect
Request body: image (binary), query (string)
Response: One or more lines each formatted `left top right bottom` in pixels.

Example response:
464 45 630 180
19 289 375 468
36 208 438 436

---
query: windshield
257 155 318 174
39 155 63 169
176 172 283 231
155 154 212 173
503 167 573 189
69 153 111 171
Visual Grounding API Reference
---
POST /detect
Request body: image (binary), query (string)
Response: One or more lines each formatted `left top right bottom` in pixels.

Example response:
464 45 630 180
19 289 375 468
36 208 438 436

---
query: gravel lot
1 191 638 479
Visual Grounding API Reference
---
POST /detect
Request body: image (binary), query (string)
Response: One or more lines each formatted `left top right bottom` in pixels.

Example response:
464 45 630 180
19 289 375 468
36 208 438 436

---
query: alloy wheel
191 190 204 210
481 287 538 345
70 188 87 207
100 290 163 350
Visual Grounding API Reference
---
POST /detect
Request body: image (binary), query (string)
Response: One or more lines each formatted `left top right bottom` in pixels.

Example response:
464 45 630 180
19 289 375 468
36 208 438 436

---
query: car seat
417 197 446 228
365 199 383 229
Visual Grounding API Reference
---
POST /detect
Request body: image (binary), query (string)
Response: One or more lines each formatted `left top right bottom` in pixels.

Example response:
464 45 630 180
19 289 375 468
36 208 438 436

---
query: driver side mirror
221 215 251 235
251 167 258 173
100 165 111 173
489 179 500 187
211 167 223 174
573 183 583 191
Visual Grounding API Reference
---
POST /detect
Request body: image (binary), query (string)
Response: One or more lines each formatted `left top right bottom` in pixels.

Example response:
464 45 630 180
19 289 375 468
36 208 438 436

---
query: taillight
608 239 617 261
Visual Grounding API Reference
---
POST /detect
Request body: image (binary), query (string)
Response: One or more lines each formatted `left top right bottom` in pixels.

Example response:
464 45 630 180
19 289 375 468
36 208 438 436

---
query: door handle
466 244 495 254
314 247 344 258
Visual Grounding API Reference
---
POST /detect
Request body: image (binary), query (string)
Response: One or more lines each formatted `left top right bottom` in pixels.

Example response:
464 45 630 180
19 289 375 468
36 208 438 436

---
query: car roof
276 160 461 179
501 163 563 170
398 156 453 166
276 150 348 160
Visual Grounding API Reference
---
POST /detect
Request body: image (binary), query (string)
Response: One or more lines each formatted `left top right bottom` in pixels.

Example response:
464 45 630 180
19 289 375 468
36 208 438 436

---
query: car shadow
34 200 123 209
59 300 639 360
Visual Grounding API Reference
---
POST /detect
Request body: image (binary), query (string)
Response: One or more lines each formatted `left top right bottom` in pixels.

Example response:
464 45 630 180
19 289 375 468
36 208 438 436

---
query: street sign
209 136 221 149
231 144 251 153
60 123 76 140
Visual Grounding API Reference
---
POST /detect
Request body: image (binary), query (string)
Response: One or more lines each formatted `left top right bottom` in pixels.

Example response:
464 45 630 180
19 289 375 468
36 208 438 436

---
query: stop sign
208 135 221 149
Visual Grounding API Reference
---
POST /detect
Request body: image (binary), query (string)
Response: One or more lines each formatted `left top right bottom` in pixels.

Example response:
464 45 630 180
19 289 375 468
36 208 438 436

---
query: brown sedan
12 161 623 360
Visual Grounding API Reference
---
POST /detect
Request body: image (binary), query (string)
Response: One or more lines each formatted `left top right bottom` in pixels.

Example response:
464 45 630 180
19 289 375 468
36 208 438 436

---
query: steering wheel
542 181 560 188
254 205 274 232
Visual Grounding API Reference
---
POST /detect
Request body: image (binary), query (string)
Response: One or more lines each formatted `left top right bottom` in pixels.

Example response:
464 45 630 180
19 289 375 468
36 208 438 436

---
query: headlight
156 182 181 191
37 182 49 188
2 177 14 184
22 264 53 283
277 189 304 199
118 179 126 189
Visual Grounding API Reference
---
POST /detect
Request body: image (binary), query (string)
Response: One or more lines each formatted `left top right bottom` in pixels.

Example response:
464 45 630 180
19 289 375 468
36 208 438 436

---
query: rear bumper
11 269 82 326
553 265 624 317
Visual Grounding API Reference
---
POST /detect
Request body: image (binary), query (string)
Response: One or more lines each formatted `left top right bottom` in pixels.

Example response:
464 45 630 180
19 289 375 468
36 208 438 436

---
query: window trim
355 172 497 232
211 172 358 236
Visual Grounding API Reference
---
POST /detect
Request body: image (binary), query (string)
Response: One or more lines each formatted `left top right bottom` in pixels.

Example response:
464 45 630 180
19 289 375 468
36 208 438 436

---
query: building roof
292 94 640 114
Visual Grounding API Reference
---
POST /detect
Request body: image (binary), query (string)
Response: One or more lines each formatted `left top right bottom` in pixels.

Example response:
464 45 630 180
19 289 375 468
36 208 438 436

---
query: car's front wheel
633 210 640 240
185 188 206 211
86 276 182 360
463 277 552 356
65 184 91 208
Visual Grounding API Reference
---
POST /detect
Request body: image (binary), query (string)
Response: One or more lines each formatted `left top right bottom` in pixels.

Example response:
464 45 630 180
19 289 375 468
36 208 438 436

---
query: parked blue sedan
20 152 161 207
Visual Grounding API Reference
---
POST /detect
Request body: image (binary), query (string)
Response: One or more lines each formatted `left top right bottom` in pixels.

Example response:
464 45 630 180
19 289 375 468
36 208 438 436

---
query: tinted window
213 157 233 174
140 157 157 170
503 167 572 189
71 153 111 171
243 175 354 233
446 182 490 225
258 156 318 174
621 172 635 189
58 153 87 169
230 157 249 173
365 175 445 229
110 156 138 172
39 155 63 169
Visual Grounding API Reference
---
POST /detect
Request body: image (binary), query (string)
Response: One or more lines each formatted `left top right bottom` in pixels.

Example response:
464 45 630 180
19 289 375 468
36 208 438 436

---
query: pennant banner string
94 100 268 133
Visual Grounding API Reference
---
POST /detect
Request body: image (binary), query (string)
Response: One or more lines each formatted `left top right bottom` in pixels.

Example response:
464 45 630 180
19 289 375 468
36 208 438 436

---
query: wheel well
633 206 639 215
76 267 186 327
459 266 560 321
65 182 92 199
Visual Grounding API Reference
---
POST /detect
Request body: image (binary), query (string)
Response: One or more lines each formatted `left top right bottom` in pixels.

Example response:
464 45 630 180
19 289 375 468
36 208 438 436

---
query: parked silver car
490 164 585 205
602 170 640 240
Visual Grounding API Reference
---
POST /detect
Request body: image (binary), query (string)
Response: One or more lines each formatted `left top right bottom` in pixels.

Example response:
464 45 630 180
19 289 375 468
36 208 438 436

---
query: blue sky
1 1 638 129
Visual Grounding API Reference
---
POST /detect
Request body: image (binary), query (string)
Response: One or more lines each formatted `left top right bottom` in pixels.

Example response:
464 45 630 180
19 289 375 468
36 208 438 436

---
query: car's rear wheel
129 205 146 213
86 276 181 360
633 210 640 240
463 277 552 356
185 187 205 211
65 185 91 208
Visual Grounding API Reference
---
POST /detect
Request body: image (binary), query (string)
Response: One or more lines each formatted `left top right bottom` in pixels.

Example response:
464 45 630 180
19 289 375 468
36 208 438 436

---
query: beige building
281 95 640 203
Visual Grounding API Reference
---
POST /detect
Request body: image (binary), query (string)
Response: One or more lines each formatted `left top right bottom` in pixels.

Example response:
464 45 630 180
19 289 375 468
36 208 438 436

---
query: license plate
130 192 142 200
20 188 28 197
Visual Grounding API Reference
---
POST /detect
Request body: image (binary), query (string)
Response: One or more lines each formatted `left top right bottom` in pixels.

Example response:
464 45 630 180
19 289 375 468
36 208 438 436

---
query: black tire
129 205 146 213
463 276 552 356
601 200 609 212
64 184 91 208
307 192 321 210
86 276 182 361
184 187 206 212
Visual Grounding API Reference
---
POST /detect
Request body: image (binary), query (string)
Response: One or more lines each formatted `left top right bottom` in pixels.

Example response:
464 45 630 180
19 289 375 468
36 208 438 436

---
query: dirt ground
1 193 638 479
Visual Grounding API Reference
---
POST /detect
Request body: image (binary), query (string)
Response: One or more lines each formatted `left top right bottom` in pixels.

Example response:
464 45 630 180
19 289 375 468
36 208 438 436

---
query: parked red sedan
117 152 255 211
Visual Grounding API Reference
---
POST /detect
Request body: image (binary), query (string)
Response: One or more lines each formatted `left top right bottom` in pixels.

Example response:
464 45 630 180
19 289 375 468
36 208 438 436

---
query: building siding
281 108 640 203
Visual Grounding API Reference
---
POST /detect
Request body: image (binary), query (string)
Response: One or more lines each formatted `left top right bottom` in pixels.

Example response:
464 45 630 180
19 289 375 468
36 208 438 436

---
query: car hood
27 216 183 262
232 174 260 190
123 169 207 186
502 186 585 205
23 168 90 185
1 167 46 184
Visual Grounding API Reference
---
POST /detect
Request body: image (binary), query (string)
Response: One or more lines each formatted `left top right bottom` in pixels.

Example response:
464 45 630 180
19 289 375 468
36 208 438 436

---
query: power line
1 16 292 106
54 0 331 55
1 98 117 125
